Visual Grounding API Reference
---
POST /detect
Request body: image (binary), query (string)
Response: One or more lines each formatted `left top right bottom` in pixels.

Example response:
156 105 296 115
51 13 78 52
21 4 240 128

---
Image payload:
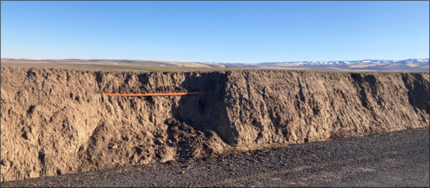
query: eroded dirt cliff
1 67 428 182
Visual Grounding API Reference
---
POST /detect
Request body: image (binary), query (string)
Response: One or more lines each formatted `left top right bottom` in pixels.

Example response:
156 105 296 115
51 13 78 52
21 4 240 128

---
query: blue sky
1 1 429 63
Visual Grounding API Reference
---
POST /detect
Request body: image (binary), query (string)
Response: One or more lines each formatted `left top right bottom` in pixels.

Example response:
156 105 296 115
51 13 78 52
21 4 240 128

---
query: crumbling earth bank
1 67 428 182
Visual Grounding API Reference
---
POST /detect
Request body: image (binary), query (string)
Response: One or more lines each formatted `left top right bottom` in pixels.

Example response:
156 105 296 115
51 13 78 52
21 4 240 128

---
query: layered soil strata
1 67 428 182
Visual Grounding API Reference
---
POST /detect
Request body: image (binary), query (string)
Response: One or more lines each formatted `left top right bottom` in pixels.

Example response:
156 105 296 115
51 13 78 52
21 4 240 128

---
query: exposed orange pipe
103 92 204 97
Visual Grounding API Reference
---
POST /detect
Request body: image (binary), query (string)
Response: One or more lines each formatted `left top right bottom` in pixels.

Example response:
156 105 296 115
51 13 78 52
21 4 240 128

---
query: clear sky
1 1 429 63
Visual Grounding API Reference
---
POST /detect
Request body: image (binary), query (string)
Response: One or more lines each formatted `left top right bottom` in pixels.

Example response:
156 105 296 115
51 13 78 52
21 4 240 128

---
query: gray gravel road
2 127 429 187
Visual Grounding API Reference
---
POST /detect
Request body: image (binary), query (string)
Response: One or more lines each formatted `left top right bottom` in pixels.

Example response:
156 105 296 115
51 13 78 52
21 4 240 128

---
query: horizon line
1 57 429 64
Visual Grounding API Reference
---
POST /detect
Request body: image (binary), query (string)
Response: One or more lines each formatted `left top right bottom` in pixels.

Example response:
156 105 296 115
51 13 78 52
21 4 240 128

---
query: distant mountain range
259 58 429 66
1 58 429 72
219 58 429 72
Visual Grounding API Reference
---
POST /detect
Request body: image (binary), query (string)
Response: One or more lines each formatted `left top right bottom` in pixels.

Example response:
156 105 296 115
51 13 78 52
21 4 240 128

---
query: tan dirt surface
2 127 428 187
1 67 429 182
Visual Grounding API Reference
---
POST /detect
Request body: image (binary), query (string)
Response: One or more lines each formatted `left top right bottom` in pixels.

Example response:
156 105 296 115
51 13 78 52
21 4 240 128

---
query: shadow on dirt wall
168 72 238 146
401 73 430 115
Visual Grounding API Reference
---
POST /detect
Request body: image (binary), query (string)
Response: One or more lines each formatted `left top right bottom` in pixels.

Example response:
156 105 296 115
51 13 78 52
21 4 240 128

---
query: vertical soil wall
1 67 428 182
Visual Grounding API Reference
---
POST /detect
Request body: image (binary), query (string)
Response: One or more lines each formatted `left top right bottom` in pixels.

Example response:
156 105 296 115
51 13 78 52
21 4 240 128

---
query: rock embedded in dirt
1 67 428 182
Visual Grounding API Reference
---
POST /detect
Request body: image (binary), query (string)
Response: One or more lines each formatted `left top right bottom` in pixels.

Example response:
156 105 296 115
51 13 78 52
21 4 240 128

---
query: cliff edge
1 67 428 181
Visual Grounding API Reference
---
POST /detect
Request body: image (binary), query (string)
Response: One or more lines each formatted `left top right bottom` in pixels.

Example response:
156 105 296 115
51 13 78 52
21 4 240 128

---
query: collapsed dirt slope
1 67 429 182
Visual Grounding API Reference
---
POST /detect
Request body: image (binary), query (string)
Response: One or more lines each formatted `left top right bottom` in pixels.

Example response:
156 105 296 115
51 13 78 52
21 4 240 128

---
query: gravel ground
2 127 429 187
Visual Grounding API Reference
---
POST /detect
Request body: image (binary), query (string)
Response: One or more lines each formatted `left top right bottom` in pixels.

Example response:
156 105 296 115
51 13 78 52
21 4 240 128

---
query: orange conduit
103 92 204 97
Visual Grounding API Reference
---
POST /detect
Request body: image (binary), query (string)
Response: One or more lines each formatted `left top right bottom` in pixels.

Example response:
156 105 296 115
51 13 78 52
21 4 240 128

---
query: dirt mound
1 67 429 182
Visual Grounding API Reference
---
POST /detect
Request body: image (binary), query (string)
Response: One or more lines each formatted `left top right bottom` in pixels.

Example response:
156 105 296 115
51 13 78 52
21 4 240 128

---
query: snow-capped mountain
216 58 429 71
259 58 429 66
